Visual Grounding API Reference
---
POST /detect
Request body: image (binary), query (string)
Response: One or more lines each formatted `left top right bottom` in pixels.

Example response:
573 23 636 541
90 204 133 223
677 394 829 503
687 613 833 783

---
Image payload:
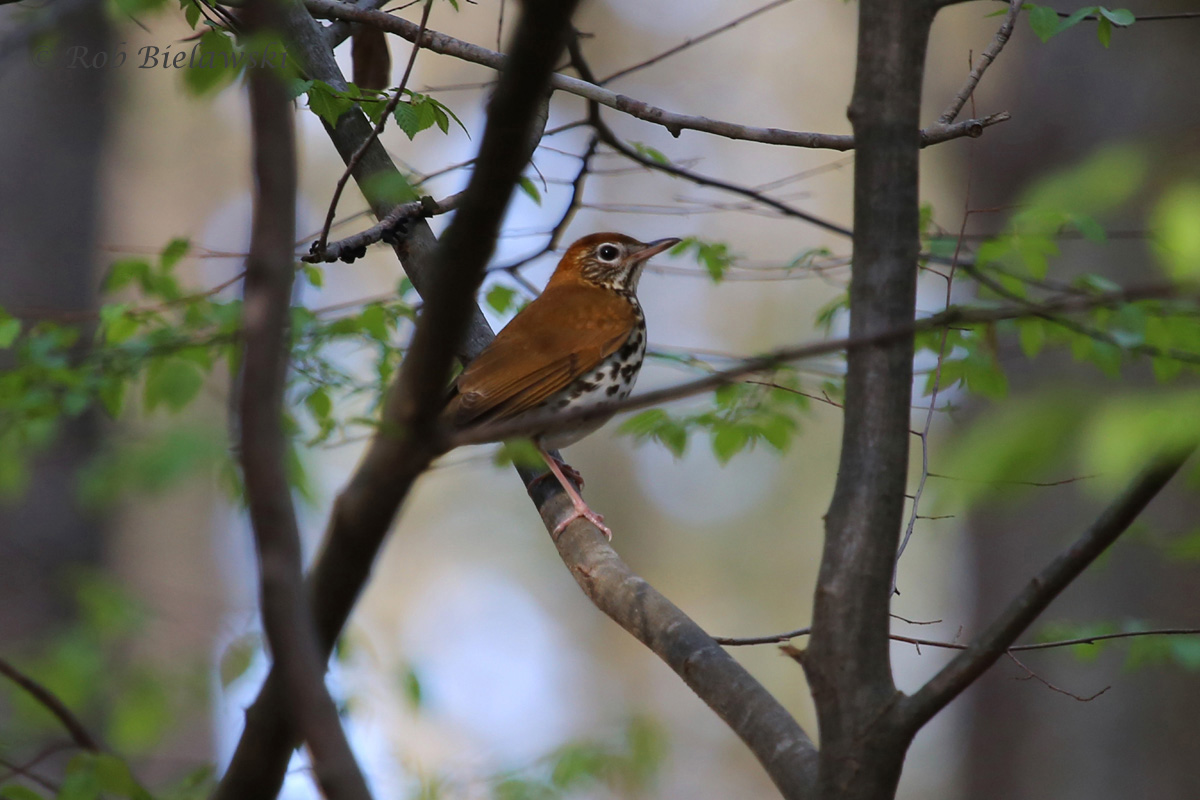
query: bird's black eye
597 244 620 261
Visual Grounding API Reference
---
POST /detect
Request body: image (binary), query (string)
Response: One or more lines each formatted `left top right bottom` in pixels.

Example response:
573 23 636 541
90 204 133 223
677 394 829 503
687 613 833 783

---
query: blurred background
1 0 1198 797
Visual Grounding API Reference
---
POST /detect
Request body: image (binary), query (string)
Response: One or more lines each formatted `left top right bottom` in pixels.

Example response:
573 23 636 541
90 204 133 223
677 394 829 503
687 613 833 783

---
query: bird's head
549 232 680 294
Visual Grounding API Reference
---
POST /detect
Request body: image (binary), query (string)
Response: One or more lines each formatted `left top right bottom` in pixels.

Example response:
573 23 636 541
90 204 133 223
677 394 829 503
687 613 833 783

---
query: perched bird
444 232 679 539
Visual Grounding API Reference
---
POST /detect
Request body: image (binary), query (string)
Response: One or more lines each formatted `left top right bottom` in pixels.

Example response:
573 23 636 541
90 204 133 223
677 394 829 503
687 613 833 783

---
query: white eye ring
597 244 621 261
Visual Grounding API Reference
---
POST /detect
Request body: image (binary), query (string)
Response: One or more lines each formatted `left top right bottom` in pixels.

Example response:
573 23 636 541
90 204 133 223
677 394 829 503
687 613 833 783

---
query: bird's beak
633 237 681 261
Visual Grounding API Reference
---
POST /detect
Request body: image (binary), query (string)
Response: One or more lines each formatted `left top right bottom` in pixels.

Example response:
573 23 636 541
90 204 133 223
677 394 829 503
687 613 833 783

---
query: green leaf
1098 7 1135 26
711 424 749 464
630 141 671 166
305 387 332 421
359 303 390 342
492 778 555 800
1058 5 1096 33
361 171 415 206
160 238 190 271
1082 390 1200 491
1169 637 1200 670
98 377 126 418
399 664 422 709
1150 182 1200 279
219 632 260 688
0 786 47 800
941 394 1084 505
392 101 420 138
1027 4 1065 42
306 80 355 126
183 30 239 95
486 284 517 314
551 743 611 789
1163 528 1200 561
183 0 201 27
493 438 545 470
285 78 314 101
106 673 171 753
1016 318 1046 358
1096 15 1112 46
517 176 541 205
0 311 21 348
144 359 205 412
414 99 438 134
300 264 323 288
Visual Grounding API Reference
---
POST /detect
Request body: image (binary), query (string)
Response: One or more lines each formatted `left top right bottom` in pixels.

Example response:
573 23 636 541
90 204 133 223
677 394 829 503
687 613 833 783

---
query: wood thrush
444 232 679 539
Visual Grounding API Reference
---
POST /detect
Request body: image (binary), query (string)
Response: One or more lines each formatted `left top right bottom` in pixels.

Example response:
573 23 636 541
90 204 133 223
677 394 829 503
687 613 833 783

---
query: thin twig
599 0 795 85
302 191 462 263
1005 651 1109 702
901 450 1195 730
894 155 974 589
0 658 101 752
715 625 1200 651
302 0 1010 152
938 0 1021 124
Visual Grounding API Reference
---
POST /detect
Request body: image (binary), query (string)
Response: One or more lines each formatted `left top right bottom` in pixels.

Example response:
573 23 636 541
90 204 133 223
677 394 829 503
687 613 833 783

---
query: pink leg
527 456 584 490
538 447 612 540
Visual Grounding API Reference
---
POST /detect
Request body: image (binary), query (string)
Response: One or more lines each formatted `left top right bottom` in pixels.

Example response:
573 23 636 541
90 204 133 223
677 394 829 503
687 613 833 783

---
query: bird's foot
553 504 612 541
530 457 584 489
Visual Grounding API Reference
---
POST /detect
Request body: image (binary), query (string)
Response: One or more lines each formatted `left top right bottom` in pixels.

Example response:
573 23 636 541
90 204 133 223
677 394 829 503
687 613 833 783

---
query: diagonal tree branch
937 0 1021 125
238 5 373 798
530 476 819 798
216 2 580 797
899 448 1195 730
0 657 101 752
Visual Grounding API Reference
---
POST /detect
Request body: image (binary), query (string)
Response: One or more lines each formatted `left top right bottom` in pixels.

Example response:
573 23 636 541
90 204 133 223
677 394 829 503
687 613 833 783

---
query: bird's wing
448 284 637 426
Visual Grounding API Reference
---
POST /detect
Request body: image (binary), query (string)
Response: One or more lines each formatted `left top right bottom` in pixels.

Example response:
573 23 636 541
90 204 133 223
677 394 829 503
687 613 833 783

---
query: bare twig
938 0 1021 124
0 658 101 752
592 116 854 239
895 159 974 589
901 450 1195 731
493 135 598 275
313 0 433 258
302 0 1009 151
717 625 1200 651
302 191 462 263
599 0 795 85
1005 652 1109 702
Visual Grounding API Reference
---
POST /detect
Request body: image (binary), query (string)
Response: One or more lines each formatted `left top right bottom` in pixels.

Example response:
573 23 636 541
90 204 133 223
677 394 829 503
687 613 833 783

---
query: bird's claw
554 508 612 541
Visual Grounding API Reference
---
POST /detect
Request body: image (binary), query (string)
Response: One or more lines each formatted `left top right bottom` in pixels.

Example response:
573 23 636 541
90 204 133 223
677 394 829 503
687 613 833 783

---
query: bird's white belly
538 325 645 450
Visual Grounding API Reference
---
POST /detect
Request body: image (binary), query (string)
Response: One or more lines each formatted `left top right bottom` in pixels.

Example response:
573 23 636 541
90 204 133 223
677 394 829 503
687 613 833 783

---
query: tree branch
215 2 579 797
301 0 1008 151
937 0 1021 125
900 449 1195 730
239 5 373 797
0 657 101 752
302 191 462 264
528 479 820 799
451 280 1192 448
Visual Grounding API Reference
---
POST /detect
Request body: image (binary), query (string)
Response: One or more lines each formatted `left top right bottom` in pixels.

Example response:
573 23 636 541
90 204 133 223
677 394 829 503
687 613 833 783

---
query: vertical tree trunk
0 0 110 641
